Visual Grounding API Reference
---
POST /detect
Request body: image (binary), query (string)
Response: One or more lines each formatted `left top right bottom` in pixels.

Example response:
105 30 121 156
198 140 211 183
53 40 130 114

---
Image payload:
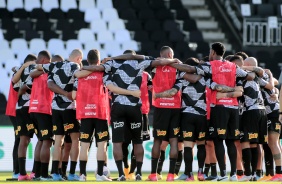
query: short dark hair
201 56 209 62
52 55 64 62
123 50 136 55
160 46 172 53
184 57 199 66
211 42 225 56
87 49 100 65
38 50 51 60
229 55 243 62
24 54 37 63
235 51 248 60
224 55 234 61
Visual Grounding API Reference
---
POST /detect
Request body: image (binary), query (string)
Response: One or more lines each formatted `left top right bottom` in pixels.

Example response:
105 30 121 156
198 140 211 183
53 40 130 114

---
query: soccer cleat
32 177 41 181
40 175 53 181
12 173 19 179
174 174 178 179
157 173 162 180
238 175 252 181
29 172 35 179
135 174 142 181
268 174 282 181
146 173 158 181
103 166 111 177
62 174 68 180
216 175 229 181
205 175 218 181
117 175 126 181
79 174 86 181
198 172 205 181
237 175 243 180
126 173 135 180
68 174 80 181
52 173 65 181
18 174 31 181
166 173 174 181
258 174 272 181
186 175 195 181
96 174 112 181
176 173 188 180
229 175 238 181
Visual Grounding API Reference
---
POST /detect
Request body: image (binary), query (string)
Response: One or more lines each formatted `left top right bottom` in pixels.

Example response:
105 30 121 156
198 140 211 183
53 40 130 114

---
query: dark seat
25 30 40 41
17 19 33 31
156 9 174 20
4 29 22 41
175 41 190 53
147 50 159 58
56 19 71 31
62 30 76 41
144 19 161 31
183 19 198 31
67 9 84 20
176 8 190 20
30 8 47 20
196 41 210 56
113 0 131 10
70 20 86 31
163 20 179 32
182 50 197 59
49 8 65 20
126 20 143 31
150 30 167 42
277 5 282 16
35 20 53 31
235 0 247 4
119 9 137 20
13 8 28 19
156 41 173 50
149 0 166 10
170 0 183 10
189 30 204 42
1 18 15 30
138 9 155 20
132 0 149 10
269 0 282 4
141 41 156 52
134 30 149 41
43 30 59 41
256 50 271 62
0 8 11 19
169 31 185 42
256 4 275 16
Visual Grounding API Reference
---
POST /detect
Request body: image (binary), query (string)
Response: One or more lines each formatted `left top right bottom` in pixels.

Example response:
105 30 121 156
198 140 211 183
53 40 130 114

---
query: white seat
11 38 28 55
60 0 77 12
42 0 59 12
99 49 108 59
108 49 124 57
102 8 119 21
54 49 69 60
78 28 95 43
47 39 65 55
84 8 101 23
66 39 83 53
79 0 95 11
5 59 21 72
97 31 114 43
96 0 113 10
0 39 9 50
84 41 101 51
24 0 41 11
108 19 125 31
7 0 24 11
0 29 4 40
17 49 32 64
114 30 131 42
241 4 251 16
0 0 6 8
104 41 122 56
90 20 107 33
29 38 46 55
0 49 15 64
121 41 139 51
1 75 12 100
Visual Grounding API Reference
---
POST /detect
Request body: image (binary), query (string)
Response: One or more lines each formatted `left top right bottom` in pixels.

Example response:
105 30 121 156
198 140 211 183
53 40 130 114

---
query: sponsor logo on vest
64 124 74 131
219 66 232 73
30 107 37 110
248 133 258 140
80 133 89 139
97 131 108 139
217 128 226 135
160 103 175 106
53 125 57 131
162 66 170 72
156 129 166 136
218 99 233 103
161 97 174 100
235 129 240 136
85 112 97 116
41 129 48 136
275 123 281 130
183 131 193 138
26 124 34 131
199 132 205 139
113 122 124 129
85 104 96 109
84 75 98 80
31 100 39 104
131 122 141 129
173 127 179 135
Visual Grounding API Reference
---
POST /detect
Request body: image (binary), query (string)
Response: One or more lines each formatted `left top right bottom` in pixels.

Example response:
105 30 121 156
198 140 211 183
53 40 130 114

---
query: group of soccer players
5 41 282 181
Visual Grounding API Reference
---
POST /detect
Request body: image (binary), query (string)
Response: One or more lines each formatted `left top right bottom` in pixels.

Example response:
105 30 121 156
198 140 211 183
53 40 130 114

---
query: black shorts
142 114 150 141
111 104 143 144
9 116 19 138
240 109 268 144
16 107 34 138
180 113 207 142
52 109 80 135
153 107 180 141
30 112 53 140
267 117 281 134
80 118 109 143
209 106 240 140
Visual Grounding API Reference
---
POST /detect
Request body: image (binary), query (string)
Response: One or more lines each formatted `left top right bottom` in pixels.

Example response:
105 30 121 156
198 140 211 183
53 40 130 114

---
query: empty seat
70 20 86 31
16 19 32 31
170 0 183 10
114 30 131 42
113 0 131 10
183 19 198 31
169 31 185 42
66 39 83 53
189 30 204 42
156 9 174 20
11 38 28 54
241 4 253 16
42 30 59 41
121 41 138 51
126 20 142 31
1 18 15 30
48 39 65 55
84 41 101 51
163 20 179 32
96 0 113 10
60 0 77 12
196 41 210 54
56 19 71 31
269 0 282 4
256 4 275 16
30 8 47 20
150 30 167 42
176 8 190 20
102 8 119 21
134 31 149 41
0 49 15 63
42 0 59 12
144 19 161 31
108 19 125 31
84 8 101 23
119 9 137 20
149 0 166 10
7 0 23 11
62 30 76 41
35 20 52 31
104 41 122 55
132 0 149 10
0 29 3 40
141 41 155 51
79 0 95 11
0 0 6 8
97 31 114 43
25 30 41 42
24 0 40 11
29 38 46 55
4 29 21 41
138 9 155 20
0 8 11 18
67 9 84 20
156 41 173 49
78 28 95 43
90 20 107 33
16 49 30 63
49 8 65 19
175 41 190 53
5 59 21 72
13 8 28 19
0 39 9 50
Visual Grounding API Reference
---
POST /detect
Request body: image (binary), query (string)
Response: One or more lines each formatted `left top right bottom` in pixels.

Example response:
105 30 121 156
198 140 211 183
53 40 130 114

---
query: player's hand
264 69 272 76
102 57 112 64
235 86 243 92
23 61 36 68
131 90 141 98
216 92 226 99
269 93 278 101
66 92 73 101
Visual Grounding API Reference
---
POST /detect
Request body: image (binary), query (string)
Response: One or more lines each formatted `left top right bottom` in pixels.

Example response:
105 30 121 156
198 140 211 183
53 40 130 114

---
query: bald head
160 46 174 59
244 57 258 67
69 49 83 64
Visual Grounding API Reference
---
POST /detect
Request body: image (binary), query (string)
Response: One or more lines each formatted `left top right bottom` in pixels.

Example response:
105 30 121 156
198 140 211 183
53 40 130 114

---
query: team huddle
5 42 282 182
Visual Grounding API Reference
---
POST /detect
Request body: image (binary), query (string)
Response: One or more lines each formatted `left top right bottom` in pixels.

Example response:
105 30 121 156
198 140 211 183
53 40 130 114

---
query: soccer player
36 49 83 181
